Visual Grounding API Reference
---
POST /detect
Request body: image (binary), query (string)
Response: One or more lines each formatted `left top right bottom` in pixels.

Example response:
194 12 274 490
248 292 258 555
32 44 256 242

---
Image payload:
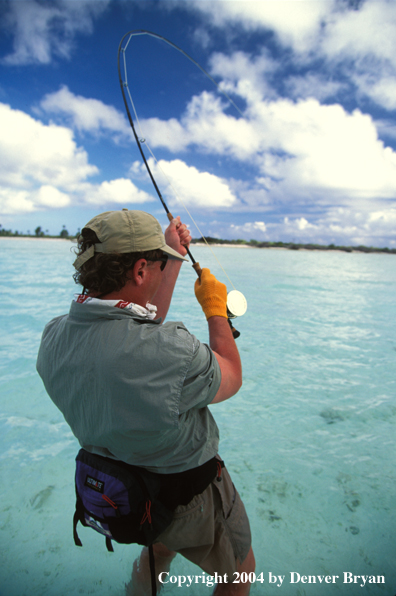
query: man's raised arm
154 216 191 321
195 268 242 404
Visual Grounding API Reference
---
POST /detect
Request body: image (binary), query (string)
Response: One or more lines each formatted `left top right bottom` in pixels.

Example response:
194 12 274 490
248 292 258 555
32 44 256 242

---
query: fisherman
36 208 255 595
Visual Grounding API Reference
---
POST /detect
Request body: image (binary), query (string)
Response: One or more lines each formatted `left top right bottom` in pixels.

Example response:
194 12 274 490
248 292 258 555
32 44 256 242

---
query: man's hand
194 268 228 320
164 216 191 258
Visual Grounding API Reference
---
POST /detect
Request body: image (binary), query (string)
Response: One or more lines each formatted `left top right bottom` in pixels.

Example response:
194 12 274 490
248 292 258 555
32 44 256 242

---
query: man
37 208 255 595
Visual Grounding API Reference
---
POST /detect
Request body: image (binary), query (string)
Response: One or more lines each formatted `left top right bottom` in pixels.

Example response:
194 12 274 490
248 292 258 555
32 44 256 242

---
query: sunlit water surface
1 238 395 596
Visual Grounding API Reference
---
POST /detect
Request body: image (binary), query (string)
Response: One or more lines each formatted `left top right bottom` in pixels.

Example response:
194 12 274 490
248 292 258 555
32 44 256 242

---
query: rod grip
167 212 174 222
192 262 202 278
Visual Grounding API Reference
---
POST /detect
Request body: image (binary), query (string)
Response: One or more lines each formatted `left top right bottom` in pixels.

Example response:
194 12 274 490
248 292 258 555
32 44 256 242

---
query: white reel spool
226 290 247 319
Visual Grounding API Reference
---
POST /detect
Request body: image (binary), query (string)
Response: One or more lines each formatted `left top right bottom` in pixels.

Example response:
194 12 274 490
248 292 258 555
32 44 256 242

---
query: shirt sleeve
178 337 221 413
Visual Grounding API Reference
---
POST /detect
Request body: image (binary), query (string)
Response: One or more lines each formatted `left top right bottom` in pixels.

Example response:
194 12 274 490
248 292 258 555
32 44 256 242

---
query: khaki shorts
155 465 252 577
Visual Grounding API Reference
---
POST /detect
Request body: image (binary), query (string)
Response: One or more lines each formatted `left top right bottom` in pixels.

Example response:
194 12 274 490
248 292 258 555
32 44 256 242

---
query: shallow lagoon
1 237 395 595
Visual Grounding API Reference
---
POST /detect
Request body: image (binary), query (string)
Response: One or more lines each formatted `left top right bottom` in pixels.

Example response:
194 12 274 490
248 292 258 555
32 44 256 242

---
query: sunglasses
149 254 168 271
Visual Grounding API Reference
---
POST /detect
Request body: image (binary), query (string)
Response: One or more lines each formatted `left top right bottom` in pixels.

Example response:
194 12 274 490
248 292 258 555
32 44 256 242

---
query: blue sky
1 0 396 247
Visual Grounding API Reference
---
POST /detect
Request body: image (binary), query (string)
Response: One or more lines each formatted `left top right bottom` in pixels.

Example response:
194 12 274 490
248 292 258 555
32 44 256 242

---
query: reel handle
228 319 241 340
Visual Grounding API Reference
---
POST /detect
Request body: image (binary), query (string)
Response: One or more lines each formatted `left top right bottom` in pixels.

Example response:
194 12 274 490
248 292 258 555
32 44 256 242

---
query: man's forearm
154 260 182 321
208 316 242 403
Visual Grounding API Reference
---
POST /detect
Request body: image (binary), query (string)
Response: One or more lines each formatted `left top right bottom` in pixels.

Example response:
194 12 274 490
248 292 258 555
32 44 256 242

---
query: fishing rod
117 30 247 336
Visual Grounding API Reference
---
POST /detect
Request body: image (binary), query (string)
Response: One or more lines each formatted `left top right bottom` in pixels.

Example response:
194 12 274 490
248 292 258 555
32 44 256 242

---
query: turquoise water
1 237 395 596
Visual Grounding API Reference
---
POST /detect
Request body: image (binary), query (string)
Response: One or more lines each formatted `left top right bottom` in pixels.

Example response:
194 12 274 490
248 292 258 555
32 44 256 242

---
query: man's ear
129 258 148 286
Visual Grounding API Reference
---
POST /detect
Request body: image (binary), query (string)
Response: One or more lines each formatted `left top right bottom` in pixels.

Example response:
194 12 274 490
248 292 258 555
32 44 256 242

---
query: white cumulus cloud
189 0 332 53
0 102 97 191
209 50 278 103
230 221 267 237
140 91 259 159
33 185 71 209
39 86 128 137
251 98 396 200
147 158 237 208
136 90 396 206
187 0 396 112
0 103 152 215
1 0 109 65
82 179 152 206
322 0 396 67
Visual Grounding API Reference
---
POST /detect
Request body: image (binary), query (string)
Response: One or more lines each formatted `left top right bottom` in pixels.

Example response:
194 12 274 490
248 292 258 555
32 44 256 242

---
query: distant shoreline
1 235 395 254
193 242 250 248
0 236 74 242
191 240 396 255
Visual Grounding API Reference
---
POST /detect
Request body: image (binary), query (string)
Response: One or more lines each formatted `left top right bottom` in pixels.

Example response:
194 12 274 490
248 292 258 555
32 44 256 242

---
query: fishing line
117 29 247 322
121 30 244 118
124 76 237 291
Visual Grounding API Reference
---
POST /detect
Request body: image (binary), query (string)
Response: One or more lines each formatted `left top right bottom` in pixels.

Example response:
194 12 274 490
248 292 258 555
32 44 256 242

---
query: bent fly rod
117 30 247 337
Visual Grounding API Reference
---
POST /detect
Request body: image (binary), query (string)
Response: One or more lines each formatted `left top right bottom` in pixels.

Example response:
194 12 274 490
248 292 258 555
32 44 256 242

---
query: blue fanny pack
73 449 174 551
73 448 223 552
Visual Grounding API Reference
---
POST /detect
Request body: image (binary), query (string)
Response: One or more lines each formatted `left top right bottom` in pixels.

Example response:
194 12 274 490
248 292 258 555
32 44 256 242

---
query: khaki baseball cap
73 209 188 270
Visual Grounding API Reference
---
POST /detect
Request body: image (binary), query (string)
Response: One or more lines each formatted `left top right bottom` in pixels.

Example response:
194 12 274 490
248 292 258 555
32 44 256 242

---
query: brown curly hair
73 228 164 296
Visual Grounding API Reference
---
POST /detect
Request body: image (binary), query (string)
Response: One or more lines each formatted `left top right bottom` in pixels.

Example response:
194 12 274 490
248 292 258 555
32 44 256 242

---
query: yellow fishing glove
194 268 228 320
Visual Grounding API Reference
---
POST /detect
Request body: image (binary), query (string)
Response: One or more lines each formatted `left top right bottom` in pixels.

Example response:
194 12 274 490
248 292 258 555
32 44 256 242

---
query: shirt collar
73 294 158 320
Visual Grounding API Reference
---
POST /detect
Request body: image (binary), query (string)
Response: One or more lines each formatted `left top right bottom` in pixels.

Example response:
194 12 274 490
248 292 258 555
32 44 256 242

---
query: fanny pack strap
148 544 156 596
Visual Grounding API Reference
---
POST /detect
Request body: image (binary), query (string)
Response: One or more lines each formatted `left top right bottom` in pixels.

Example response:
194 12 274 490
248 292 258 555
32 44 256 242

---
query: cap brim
161 243 189 261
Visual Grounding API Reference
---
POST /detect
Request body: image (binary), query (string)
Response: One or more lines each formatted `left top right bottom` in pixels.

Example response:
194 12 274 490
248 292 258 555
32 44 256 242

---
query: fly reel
227 290 247 319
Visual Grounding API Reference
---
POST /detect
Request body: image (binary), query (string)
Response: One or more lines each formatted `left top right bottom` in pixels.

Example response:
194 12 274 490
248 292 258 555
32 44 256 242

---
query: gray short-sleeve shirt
36 300 221 473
